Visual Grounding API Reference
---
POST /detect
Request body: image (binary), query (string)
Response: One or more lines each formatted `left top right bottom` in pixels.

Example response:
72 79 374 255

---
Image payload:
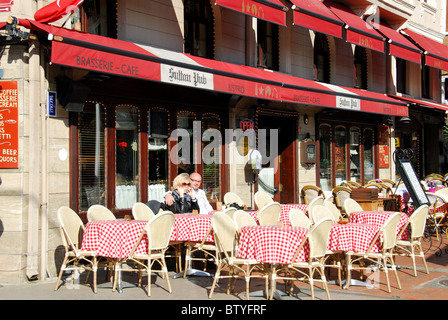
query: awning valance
373 23 422 64
19 20 408 117
324 1 385 53
401 29 448 71
289 0 344 39
389 95 448 112
214 0 288 26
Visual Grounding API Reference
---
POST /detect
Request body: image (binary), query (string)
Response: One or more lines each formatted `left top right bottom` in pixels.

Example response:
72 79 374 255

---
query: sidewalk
1 236 448 301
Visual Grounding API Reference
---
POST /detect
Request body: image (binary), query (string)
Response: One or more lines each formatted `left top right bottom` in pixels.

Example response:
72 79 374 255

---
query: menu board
0 81 18 168
397 158 430 207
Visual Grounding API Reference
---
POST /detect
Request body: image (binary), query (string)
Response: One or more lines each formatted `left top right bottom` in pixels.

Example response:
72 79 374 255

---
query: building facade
0 0 447 283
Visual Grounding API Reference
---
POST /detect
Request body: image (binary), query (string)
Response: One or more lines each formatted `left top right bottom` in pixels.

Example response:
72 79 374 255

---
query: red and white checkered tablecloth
280 204 308 225
327 223 381 253
81 220 149 259
81 215 214 259
211 204 307 226
349 211 409 240
237 225 309 263
171 214 213 242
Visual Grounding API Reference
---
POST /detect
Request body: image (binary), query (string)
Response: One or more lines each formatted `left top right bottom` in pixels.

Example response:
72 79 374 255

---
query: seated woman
146 173 199 214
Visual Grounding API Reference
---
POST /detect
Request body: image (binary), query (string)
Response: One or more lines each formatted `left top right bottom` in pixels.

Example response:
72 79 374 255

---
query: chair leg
345 254 351 289
320 265 331 300
417 243 430 274
389 255 401 290
382 257 391 293
209 263 223 299
54 256 68 291
410 244 417 277
162 257 172 294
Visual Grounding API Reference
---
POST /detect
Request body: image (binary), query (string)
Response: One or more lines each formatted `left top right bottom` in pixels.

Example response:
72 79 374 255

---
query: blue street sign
47 91 56 117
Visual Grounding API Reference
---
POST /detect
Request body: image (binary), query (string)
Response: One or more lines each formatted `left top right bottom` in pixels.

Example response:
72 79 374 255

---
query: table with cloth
81 214 214 257
348 211 409 240
210 204 307 226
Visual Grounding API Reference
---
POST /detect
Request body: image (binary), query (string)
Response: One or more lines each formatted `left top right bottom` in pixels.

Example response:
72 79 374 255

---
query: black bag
228 202 244 210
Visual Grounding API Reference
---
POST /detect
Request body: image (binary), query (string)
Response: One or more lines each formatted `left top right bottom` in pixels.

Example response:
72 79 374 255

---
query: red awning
401 29 448 71
389 95 448 112
289 0 344 39
19 20 407 117
214 0 288 26
324 1 385 52
373 23 422 64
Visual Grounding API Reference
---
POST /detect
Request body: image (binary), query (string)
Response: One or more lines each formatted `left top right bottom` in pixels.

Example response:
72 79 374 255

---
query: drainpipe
26 42 40 281
40 44 49 280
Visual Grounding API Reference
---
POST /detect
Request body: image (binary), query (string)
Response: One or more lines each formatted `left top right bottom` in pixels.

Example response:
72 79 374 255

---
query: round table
327 222 381 253
81 220 149 259
171 214 213 242
349 211 409 240
237 225 309 264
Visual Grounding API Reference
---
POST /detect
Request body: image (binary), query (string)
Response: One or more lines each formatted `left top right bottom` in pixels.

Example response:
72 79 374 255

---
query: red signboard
0 81 19 168
0 0 13 12
379 145 390 168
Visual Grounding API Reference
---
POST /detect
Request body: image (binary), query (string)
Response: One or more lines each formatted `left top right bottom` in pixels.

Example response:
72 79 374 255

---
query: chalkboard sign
397 158 430 207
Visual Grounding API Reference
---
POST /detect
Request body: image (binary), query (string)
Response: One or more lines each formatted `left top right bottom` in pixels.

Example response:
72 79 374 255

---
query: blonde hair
172 173 191 190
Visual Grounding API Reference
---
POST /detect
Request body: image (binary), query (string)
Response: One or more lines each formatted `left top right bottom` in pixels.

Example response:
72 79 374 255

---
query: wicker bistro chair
209 212 269 300
300 185 325 205
427 177 447 187
87 204 116 222
324 199 342 222
345 212 402 293
424 192 447 240
304 196 325 218
254 190 274 209
344 198 364 215
310 205 336 225
224 192 245 208
222 207 238 219
55 206 99 293
114 211 175 296
256 201 282 226
332 187 352 216
289 209 311 229
132 202 155 221
346 181 362 189
233 210 257 236
395 205 430 277
271 218 334 300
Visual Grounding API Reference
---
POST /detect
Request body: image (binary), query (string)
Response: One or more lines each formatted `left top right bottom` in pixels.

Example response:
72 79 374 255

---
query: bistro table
81 219 151 293
237 224 309 299
237 221 384 297
170 214 214 278
211 204 307 226
81 214 216 292
348 211 409 240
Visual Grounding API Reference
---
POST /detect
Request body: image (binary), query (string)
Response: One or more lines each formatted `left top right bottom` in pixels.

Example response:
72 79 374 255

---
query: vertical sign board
0 81 19 168
397 158 430 207
47 91 57 117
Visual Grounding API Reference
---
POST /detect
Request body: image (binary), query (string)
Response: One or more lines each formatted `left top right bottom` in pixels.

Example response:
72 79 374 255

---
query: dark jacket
163 190 199 213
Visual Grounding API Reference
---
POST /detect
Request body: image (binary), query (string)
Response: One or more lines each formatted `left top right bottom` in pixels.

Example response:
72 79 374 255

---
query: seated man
164 172 213 214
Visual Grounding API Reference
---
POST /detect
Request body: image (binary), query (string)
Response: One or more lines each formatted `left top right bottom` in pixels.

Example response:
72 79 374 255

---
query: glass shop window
202 114 221 202
349 128 361 183
319 125 332 191
363 128 375 182
176 111 197 175
79 102 106 211
115 105 139 209
334 127 347 185
148 109 169 202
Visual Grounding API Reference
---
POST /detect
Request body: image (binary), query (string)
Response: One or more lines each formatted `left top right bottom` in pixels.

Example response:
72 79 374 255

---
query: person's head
189 172 202 191
172 173 191 192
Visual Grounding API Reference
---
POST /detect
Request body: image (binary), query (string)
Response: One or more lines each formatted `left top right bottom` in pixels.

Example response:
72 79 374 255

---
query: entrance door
257 114 297 203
